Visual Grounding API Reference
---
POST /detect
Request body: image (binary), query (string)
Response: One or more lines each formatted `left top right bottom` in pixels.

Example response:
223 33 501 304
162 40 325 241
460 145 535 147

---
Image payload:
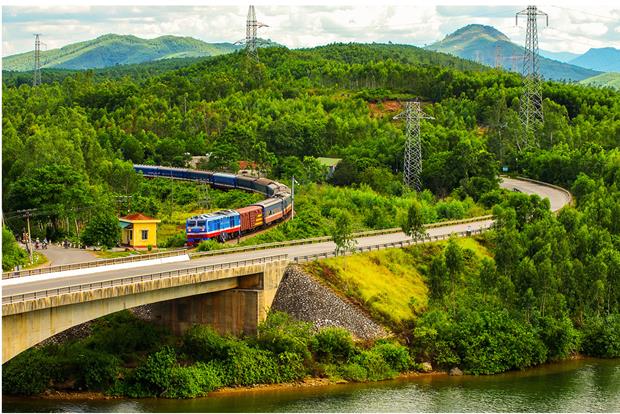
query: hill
569 47 620 72
2 34 242 71
425 24 599 81
539 50 579 63
580 72 620 90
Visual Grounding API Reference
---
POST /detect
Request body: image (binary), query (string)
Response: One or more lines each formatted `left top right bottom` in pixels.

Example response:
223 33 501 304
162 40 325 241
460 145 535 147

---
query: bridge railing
2 248 190 280
2 254 289 305
293 227 491 263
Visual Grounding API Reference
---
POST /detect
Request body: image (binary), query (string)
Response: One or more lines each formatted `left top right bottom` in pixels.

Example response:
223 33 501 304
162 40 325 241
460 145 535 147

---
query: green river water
3 359 619 412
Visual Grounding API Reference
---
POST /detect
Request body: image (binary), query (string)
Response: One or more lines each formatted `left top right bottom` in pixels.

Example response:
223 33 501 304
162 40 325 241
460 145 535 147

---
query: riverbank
4 369 450 401
5 358 619 414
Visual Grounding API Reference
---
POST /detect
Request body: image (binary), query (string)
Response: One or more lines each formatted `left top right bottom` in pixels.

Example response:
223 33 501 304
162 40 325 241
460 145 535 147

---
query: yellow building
119 213 161 249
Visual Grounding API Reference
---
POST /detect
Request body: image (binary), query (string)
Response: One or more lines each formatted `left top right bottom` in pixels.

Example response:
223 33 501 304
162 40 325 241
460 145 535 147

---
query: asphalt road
2 177 570 298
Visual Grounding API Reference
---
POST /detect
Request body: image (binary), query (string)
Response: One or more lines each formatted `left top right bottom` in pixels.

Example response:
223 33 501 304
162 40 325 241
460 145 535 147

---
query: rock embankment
272 265 388 340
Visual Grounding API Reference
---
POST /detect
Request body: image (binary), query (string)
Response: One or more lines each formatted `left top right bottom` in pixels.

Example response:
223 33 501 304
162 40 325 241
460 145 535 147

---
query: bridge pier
149 273 267 336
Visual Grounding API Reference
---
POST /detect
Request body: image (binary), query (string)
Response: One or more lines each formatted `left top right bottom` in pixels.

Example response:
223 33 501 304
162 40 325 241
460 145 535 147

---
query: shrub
257 311 313 357
162 362 222 398
352 350 396 381
311 327 356 363
413 307 548 374
219 342 280 386
2 348 52 395
581 315 620 358
535 315 580 361
161 233 186 248
85 311 169 360
182 325 234 362
2 226 28 271
371 341 412 372
123 346 177 397
338 363 368 382
276 352 307 382
197 239 221 252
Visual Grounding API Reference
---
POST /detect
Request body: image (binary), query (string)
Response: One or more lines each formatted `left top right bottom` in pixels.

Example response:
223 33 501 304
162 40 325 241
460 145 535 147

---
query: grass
94 250 140 259
23 251 48 269
304 237 491 333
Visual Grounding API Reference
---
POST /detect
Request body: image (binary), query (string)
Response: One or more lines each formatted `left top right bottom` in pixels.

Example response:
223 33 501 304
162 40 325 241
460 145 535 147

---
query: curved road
2 177 571 298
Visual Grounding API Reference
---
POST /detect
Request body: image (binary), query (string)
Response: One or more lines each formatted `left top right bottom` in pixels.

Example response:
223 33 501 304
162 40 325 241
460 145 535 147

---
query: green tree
81 213 121 248
402 199 426 241
444 237 464 309
2 227 28 271
331 209 357 257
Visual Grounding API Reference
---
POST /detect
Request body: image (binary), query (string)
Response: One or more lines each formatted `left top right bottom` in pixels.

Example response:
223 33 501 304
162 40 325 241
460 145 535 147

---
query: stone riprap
272 265 388 340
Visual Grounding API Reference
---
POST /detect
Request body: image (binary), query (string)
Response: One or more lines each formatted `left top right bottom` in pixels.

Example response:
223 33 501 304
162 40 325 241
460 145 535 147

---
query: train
133 165 292 245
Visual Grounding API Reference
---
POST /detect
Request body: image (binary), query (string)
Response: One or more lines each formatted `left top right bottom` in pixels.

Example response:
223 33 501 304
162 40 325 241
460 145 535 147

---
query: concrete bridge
1 176 572 363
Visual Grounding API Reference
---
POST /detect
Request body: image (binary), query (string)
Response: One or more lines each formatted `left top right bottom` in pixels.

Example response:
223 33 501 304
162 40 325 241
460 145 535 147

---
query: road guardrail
2 254 288 304
189 215 494 259
293 227 490 263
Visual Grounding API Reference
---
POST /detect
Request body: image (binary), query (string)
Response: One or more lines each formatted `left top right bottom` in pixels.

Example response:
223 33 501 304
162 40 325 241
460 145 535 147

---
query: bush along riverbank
305 191 620 375
2 311 419 398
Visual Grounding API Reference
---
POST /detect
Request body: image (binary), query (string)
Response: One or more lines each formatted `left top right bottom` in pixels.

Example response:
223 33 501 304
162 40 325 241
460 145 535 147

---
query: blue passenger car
212 173 237 188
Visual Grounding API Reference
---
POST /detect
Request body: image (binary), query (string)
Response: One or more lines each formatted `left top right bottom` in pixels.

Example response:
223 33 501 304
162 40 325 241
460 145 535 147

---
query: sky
2 1 620 57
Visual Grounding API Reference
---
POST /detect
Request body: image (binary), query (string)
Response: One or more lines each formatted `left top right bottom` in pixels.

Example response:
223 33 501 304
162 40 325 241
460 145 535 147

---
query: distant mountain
580 72 620 90
539 50 580 63
2 34 243 71
425 24 600 81
569 47 620 72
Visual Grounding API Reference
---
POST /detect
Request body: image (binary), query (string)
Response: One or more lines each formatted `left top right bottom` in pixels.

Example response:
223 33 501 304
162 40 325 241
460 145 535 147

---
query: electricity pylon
394 101 434 191
495 45 502 69
33 34 42 86
235 5 268 61
516 5 548 150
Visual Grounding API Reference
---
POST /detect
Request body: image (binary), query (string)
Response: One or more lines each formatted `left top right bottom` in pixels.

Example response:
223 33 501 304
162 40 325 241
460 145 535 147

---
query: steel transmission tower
33 34 42 86
495 45 502 69
394 101 434 191
516 5 548 150
243 5 267 61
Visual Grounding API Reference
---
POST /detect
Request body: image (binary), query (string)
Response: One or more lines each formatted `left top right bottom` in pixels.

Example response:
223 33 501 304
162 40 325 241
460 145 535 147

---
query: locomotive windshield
188 220 196 227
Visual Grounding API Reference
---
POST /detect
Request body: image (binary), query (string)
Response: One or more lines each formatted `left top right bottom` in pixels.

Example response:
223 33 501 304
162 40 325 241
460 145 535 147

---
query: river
3 359 619 413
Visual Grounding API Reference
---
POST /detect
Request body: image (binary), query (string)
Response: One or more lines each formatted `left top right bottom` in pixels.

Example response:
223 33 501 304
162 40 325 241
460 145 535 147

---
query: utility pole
33 34 42 87
394 101 434 191
495 45 502 69
516 5 548 151
16 208 37 262
291 176 298 220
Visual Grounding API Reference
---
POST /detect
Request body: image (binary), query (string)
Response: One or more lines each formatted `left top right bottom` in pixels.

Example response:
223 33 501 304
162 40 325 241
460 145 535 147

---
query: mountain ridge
2 34 243 71
425 24 600 81
569 47 620 72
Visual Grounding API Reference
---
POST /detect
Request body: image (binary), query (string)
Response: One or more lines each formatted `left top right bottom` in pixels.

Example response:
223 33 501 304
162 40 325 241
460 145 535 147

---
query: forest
2 43 619 392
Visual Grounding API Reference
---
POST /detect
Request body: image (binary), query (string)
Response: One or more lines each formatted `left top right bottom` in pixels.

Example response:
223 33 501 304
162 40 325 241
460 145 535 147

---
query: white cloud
2 4 620 57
